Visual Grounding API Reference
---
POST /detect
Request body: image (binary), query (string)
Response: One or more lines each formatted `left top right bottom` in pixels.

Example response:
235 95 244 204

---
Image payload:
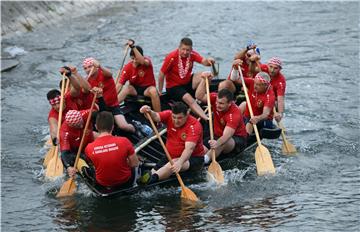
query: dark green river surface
1 2 359 231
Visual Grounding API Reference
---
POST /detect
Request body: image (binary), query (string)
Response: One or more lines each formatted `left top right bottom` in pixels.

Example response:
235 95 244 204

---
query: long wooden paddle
237 65 276 176
115 44 130 84
273 108 297 155
145 112 199 202
43 79 71 167
45 73 66 177
56 94 97 198
205 77 224 184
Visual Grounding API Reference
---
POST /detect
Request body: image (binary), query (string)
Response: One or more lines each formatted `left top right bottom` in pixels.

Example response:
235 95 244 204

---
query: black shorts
134 85 150 96
154 155 204 172
107 105 122 116
166 75 194 102
231 135 247 154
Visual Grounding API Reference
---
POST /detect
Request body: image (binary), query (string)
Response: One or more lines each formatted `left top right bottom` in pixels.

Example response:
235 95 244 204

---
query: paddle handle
273 107 290 150
237 65 262 145
56 73 67 140
73 94 97 169
115 45 130 84
145 112 187 188
205 77 216 161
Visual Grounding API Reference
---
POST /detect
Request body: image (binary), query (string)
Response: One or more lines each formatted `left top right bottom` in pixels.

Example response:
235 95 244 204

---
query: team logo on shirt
138 70 145 77
257 100 264 108
98 82 104 88
181 132 187 141
220 118 225 126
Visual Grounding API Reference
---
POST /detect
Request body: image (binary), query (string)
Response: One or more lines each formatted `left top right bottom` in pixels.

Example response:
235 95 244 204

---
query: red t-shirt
48 94 78 122
87 68 119 107
160 49 203 88
210 93 247 138
159 110 204 158
59 110 94 152
68 90 95 111
244 78 275 120
85 135 135 187
260 64 286 97
119 57 156 87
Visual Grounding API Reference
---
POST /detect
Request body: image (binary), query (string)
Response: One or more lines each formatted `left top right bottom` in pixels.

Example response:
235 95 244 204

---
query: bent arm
127 153 139 168
158 71 165 94
217 126 235 146
48 118 58 140
178 141 196 165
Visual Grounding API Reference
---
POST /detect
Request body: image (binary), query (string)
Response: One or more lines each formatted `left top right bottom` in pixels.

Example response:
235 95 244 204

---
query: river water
1 1 359 231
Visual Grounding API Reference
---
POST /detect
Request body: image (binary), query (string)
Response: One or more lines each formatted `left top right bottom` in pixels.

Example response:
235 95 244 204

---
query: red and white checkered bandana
83 57 95 68
49 95 61 105
65 110 84 128
268 57 282 68
255 72 270 85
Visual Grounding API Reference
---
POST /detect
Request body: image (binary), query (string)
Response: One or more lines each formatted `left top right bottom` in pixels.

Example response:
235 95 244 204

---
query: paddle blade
207 161 224 184
255 144 276 176
45 138 52 146
282 140 297 155
45 155 64 178
57 178 76 198
180 186 199 202
43 146 56 167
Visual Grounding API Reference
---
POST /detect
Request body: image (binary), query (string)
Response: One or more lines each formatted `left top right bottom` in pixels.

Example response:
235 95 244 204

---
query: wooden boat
79 79 282 198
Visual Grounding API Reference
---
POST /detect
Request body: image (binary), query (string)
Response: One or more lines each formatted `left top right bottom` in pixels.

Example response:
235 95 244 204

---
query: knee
148 86 158 97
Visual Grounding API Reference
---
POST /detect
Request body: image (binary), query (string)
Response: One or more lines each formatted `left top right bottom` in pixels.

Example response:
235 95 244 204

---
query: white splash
4 46 27 57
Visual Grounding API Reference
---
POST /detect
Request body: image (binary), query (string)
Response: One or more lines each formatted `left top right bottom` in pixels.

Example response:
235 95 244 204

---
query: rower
195 72 247 163
259 57 286 122
116 39 161 112
84 111 139 189
138 102 206 185
46 76 79 146
60 109 95 177
81 57 138 134
239 72 276 135
218 41 261 93
158 37 214 121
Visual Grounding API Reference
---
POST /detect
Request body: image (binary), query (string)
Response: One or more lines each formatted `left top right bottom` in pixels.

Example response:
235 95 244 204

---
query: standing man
117 40 161 112
82 57 136 133
84 111 139 188
195 72 247 163
260 57 286 122
138 102 206 184
158 37 214 120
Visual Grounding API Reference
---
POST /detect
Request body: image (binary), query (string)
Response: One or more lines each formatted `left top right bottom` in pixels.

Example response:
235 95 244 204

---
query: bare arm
127 153 139 168
201 57 215 66
158 71 165 95
195 78 207 103
277 95 285 115
178 141 196 165
132 47 148 66
139 105 161 122
234 48 247 60
217 126 235 147
48 118 58 140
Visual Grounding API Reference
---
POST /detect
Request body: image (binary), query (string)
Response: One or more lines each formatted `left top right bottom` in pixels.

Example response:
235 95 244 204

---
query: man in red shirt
82 57 136 134
158 37 214 121
239 72 276 135
195 72 247 163
60 109 94 177
117 40 161 112
218 42 261 93
138 102 205 184
260 57 286 122
84 111 139 188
